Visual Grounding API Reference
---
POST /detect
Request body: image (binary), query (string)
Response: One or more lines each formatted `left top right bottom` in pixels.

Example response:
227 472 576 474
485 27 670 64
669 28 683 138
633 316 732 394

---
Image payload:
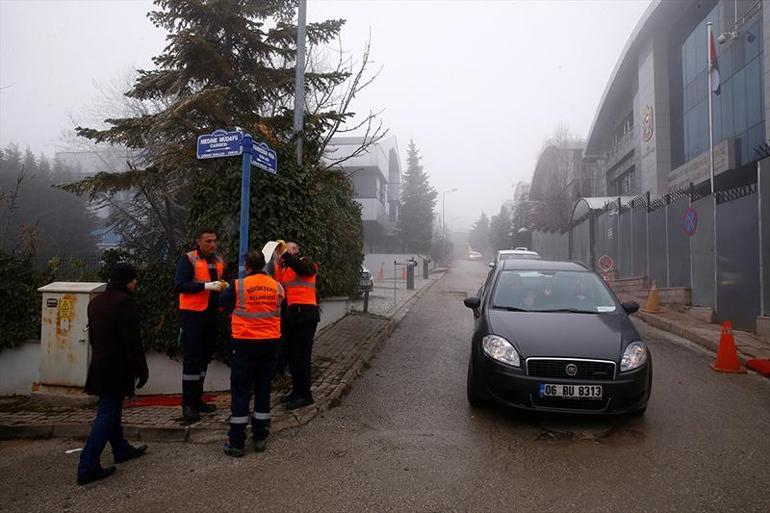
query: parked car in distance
464 259 651 416
489 249 541 268
467 250 483 261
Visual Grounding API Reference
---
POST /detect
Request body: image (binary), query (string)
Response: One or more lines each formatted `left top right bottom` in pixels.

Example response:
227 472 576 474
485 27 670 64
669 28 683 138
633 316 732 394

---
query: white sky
0 0 652 230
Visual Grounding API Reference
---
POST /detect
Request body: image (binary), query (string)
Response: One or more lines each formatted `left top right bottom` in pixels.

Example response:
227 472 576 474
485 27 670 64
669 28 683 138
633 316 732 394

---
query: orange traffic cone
642 281 660 313
711 321 746 373
377 263 384 281
401 265 407 280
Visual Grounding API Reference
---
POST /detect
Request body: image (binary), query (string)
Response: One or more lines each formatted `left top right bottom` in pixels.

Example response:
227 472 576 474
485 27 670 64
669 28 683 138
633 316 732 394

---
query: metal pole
707 21 718 314
293 0 307 166
759 161 765 315
393 260 397 308
664 194 671 288
630 202 634 277
689 183 694 293
442 191 446 238
646 191 651 284
238 134 253 279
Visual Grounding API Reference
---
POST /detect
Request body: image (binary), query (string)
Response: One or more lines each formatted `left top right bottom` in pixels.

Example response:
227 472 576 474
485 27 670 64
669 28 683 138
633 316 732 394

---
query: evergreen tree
65 0 363 296
397 139 437 253
489 205 513 253
0 143 97 255
468 212 490 255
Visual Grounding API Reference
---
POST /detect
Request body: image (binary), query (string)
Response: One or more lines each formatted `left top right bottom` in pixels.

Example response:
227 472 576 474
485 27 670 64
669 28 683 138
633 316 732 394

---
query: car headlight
482 335 520 367
621 341 648 372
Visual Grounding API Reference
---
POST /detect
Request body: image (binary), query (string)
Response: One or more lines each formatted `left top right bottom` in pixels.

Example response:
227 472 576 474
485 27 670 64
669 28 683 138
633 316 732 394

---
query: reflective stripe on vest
281 264 318 306
231 274 284 340
179 251 224 312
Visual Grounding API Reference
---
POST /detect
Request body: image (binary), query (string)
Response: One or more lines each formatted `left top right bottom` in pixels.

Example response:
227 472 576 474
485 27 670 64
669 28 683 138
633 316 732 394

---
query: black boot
114 444 148 464
182 405 200 421
77 466 116 486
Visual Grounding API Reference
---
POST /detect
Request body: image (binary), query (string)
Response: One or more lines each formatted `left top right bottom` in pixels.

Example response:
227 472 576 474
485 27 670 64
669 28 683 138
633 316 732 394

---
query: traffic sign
196 129 243 159
251 142 278 174
598 254 615 272
684 207 698 237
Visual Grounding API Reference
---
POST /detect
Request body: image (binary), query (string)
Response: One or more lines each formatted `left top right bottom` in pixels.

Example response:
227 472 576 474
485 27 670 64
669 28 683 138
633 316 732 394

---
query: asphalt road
2 259 769 513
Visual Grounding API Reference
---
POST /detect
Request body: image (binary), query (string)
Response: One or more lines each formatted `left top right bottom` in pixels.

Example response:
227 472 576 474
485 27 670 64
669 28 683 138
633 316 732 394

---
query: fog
0 0 651 230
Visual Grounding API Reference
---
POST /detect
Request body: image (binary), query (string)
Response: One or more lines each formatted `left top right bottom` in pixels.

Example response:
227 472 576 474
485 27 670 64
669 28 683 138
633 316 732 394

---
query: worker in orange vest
219 249 284 456
174 227 227 421
274 241 320 411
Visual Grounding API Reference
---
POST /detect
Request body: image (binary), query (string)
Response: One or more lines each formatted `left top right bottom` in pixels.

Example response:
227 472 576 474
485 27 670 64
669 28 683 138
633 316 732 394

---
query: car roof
499 259 590 272
498 249 539 256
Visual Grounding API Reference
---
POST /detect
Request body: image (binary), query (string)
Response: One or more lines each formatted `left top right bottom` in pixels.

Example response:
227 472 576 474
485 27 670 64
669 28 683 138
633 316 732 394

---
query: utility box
37 282 106 390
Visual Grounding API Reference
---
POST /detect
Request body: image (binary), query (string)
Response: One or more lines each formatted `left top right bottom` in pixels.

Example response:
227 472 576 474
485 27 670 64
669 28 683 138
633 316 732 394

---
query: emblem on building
642 105 654 142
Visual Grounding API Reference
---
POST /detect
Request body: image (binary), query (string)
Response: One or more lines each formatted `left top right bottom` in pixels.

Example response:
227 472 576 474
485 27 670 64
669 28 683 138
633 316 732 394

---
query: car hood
487 310 634 361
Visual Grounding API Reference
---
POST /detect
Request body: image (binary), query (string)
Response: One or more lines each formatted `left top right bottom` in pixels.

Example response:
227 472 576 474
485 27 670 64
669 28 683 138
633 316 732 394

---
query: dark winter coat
84 283 148 397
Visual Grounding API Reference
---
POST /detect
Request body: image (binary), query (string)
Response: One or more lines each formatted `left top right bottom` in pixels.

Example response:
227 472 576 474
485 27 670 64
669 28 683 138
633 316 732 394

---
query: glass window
746 57 762 128
721 77 734 139
733 68 748 134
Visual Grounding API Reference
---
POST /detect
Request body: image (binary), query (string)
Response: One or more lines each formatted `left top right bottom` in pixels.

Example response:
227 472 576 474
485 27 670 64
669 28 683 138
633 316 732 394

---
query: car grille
526 358 615 381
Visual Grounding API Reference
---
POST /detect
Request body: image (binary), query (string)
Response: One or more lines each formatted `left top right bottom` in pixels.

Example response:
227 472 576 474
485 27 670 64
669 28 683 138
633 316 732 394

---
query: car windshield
491 270 617 313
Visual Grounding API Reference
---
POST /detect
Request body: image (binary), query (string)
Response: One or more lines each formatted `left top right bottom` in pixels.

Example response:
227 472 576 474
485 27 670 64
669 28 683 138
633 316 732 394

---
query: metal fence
32 252 104 281
532 157 770 332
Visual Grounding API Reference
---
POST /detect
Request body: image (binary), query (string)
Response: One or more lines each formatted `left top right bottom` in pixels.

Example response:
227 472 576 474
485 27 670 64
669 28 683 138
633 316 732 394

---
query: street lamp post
442 188 459 238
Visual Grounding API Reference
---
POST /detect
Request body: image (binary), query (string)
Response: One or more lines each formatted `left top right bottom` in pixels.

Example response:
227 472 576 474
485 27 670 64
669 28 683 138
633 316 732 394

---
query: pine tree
489 205 513 253
397 139 437 253
469 212 490 255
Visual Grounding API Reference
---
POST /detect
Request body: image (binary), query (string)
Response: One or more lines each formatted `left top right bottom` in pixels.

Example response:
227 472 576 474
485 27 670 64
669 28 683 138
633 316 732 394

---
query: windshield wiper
492 305 530 312
533 308 598 314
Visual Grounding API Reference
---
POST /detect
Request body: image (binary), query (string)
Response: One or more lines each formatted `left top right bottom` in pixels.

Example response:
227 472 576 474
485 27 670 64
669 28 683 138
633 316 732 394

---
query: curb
0 270 449 444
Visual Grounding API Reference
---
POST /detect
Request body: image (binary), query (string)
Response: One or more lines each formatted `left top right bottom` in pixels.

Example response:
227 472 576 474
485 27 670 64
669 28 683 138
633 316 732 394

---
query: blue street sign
684 207 698 237
250 142 278 174
196 129 243 159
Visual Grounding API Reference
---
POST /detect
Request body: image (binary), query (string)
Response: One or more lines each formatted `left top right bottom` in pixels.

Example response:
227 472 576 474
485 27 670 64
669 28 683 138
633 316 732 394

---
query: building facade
584 0 767 199
325 136 402 252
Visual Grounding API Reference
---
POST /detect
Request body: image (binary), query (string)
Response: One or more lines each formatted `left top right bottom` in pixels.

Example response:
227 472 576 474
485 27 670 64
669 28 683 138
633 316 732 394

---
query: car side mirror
622 301 640 315
488 262 495 269
464 297 481 309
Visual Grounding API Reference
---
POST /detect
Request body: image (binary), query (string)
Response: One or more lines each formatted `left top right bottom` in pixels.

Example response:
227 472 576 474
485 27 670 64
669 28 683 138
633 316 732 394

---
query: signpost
684 207 698 237
598 254 614 282
196 130 278 278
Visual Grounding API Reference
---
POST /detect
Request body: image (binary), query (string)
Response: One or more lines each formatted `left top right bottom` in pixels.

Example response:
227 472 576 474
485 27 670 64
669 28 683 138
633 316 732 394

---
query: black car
464 259 651 415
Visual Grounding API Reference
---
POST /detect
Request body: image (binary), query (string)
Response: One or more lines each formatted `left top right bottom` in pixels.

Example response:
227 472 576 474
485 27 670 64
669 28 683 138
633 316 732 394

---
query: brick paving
0 272 445 443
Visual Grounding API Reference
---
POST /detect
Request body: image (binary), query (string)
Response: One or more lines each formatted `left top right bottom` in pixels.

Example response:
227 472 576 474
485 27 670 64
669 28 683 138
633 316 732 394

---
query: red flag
709 30 721 96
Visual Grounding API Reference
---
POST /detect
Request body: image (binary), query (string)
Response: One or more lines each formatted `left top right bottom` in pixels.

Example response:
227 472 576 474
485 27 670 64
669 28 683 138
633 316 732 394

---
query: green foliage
489 205 513 253
0 251 46 350
396 139 438 253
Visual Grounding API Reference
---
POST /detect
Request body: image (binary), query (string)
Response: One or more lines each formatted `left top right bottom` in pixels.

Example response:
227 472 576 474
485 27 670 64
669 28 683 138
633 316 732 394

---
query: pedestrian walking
77 263 149 485
175 227 227 421
220 250 284 456
274 241 320 410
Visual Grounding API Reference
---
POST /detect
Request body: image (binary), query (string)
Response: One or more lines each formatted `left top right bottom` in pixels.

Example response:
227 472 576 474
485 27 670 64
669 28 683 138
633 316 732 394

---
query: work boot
223 443 245 458
114 444 148 464
279 393 296 404
77 466 116 486
197 401 217 413
253 438 268 453
285 396 314 411
182 405 201 422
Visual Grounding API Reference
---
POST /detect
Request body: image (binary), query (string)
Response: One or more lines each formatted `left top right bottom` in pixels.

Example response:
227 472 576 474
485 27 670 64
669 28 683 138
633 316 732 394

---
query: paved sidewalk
620 294 770 363
0 272 445 443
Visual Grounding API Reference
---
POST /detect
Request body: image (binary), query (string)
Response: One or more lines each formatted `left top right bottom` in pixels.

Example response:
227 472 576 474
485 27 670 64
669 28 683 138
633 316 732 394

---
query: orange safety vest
281 263 319 306
178 250 225 312
231 273 284 340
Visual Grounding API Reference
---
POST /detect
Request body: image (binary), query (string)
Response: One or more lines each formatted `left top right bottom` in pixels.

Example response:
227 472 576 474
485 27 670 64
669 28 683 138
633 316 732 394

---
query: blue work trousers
180 310 217 408
228 339 279 448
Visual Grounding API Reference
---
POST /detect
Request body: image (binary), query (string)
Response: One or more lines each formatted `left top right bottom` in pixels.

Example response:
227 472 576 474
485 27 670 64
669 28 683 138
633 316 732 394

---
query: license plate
539 384 603 399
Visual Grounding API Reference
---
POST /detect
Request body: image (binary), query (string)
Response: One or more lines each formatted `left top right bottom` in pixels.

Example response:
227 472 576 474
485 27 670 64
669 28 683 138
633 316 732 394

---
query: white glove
204 281 224 292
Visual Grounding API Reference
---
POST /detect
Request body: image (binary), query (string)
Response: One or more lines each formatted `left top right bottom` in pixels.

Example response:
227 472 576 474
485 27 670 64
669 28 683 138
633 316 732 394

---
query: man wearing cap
77 263 149 485
175 227 227 421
